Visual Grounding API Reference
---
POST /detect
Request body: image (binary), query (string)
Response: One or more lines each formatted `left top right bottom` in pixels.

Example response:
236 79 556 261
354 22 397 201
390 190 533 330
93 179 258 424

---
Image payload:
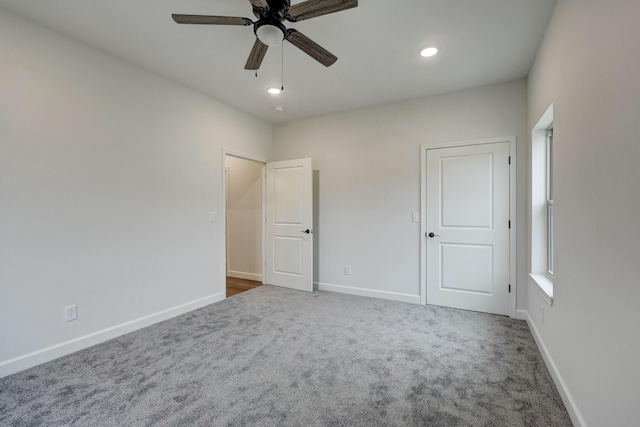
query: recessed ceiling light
267 87 282 95
420 45 439 58
274 106 285 112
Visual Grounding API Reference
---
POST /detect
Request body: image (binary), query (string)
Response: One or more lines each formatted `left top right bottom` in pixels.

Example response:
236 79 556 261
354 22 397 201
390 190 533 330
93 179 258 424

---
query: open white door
265 158 313 292
426 142 510 315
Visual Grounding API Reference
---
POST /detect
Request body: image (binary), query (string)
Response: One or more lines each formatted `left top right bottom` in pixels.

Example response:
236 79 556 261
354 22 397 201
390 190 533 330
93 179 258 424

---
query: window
546 127 554 276
530 105 554 304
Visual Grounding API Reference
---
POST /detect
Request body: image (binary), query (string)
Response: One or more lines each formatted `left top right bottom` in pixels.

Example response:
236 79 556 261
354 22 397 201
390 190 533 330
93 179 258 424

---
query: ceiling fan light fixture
267 87 282 95
172 0 358 70
420 45 439 58
256 23 285 46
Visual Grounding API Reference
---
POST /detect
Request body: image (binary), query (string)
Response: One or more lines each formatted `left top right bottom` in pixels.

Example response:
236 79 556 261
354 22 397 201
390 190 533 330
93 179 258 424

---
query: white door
426 142 510 315
265 158 313 292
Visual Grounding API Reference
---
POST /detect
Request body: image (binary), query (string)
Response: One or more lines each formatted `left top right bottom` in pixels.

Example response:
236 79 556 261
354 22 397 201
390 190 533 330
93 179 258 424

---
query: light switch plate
412 212 419 223
210 211 219 222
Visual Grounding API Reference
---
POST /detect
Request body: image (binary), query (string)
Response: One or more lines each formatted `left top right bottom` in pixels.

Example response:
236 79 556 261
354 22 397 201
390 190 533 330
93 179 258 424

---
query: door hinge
508 156 511 165
508 220 511 229
509 284 511 293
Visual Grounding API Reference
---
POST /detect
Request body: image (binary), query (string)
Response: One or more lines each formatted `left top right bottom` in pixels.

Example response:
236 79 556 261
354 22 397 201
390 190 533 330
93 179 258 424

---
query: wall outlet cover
65 305 78 322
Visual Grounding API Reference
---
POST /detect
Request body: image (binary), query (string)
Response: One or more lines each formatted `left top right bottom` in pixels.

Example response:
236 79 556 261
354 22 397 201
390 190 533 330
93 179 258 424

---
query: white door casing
265 158 313 292
423 140 514 316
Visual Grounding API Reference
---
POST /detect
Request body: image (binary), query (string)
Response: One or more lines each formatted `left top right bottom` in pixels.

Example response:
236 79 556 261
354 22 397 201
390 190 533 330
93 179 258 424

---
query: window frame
529 104 554 305
546 126 554 277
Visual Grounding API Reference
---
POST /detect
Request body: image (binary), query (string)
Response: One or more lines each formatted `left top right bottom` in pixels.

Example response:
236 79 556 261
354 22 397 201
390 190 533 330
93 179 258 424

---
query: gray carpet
0 286 572 426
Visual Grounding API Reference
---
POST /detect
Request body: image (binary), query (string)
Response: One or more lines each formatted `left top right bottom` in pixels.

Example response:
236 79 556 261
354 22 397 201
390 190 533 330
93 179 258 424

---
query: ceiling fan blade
287 0 357 22
172 14 252 26
245 39 269 70
286 29 337 67
248 0 269 9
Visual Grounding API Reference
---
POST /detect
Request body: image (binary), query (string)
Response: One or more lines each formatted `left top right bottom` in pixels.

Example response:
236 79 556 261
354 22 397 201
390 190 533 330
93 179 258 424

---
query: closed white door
265 158 313 292
426 142 510 315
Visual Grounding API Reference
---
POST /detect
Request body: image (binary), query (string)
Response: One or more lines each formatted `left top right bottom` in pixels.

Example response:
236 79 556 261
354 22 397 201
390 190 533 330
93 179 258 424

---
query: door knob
428 232 440 238
301 229 312 234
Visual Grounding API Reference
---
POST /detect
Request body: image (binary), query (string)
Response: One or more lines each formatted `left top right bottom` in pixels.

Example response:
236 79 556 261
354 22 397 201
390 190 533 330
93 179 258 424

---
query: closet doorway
225 154 264 297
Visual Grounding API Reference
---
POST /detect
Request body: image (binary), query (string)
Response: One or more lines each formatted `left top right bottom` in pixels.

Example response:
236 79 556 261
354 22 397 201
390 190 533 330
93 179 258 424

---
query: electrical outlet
65 305 78 322
210 211 218 222
344 266 352 275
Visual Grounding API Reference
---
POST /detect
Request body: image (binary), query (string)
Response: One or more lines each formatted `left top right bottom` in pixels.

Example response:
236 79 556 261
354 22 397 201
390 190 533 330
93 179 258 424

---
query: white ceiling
0 0 556 123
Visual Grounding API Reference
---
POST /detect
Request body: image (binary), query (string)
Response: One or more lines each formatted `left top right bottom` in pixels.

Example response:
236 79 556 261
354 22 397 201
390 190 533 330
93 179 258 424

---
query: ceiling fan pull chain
281 40 285 91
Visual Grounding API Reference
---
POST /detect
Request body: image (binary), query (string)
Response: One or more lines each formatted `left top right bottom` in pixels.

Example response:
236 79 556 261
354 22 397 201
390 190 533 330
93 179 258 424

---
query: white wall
526 0 640 425
0 9 273 375
225 156 263 281
7 7 638 424
274 80 527 304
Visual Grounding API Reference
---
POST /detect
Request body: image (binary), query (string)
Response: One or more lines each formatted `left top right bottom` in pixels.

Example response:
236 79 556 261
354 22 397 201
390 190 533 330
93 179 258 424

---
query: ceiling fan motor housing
252 0 289 20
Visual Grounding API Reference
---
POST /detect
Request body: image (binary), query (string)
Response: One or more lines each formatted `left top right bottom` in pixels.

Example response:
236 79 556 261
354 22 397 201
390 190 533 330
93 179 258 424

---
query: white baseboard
315 282 421 304
227 270 262 282
520 309 586 427
0 292 225 379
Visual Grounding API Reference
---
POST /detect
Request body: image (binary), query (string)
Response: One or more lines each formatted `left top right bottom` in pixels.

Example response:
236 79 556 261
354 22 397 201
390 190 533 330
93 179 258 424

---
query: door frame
419 136 517 317
222 148 268 294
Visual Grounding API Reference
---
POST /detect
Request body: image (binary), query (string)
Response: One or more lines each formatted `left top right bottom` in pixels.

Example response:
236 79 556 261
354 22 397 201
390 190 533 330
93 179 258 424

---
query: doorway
225 154 264 297
223 153 314 296
420 137 516 316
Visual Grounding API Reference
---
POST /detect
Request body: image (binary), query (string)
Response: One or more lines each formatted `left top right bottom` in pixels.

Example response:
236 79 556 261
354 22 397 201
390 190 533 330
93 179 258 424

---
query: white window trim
530 105 554 305
530 273 554 305
546 199 554 276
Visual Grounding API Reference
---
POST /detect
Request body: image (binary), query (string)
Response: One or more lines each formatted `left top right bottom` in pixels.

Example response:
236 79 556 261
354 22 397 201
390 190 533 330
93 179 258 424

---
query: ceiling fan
172 0 358 70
